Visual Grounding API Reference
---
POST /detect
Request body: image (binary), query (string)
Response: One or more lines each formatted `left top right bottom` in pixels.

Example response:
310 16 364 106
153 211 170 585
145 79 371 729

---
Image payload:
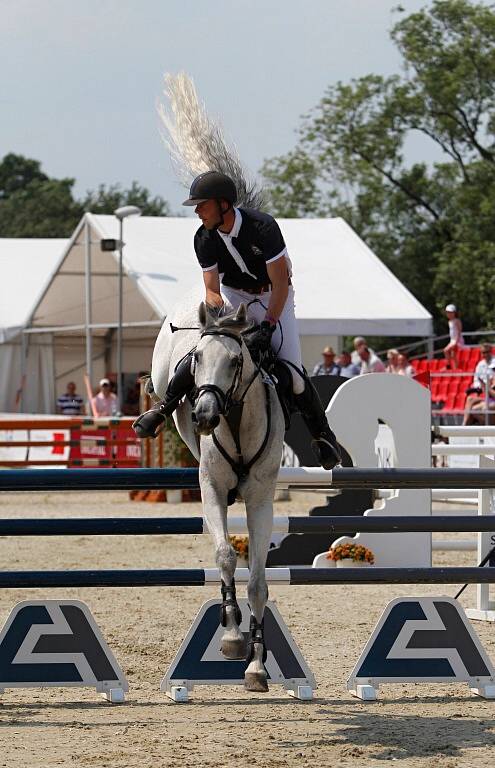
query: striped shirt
56 394 84 415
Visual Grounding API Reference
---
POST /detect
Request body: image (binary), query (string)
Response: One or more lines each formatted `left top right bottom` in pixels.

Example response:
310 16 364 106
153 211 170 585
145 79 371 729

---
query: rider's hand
206 302 224 319
250 321 276 354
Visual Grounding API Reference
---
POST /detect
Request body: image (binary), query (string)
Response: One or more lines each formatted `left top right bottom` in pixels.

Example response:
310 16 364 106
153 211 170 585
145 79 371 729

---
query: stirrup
311 437 342 470
132 407 167 439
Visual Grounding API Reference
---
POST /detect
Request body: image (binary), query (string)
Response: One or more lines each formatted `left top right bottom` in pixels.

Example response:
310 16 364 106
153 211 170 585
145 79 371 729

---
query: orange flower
327 542 374 564
229 535 249 558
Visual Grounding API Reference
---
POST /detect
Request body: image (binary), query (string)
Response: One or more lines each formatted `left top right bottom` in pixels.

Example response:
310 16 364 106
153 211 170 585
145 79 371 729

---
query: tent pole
117 217 123 413
17 331 30 412
84 217 93 392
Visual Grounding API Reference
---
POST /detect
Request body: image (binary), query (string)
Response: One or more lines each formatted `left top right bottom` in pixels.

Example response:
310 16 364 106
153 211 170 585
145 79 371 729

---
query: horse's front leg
200 478 245 659
244 497 274 692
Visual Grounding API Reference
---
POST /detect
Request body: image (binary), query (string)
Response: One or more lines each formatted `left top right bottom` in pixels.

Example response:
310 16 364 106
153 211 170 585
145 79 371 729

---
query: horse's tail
158 72 264 210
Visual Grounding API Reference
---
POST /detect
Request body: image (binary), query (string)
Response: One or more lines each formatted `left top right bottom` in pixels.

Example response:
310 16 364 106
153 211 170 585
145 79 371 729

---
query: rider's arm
265 256 289 324
202 267 224 309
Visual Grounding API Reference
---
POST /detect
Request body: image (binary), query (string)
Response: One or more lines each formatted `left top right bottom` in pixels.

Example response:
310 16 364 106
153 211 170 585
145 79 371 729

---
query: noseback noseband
194 328 244 416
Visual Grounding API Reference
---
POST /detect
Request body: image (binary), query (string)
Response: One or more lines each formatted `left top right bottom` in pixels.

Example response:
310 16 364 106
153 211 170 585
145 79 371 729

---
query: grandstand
413 346 490 415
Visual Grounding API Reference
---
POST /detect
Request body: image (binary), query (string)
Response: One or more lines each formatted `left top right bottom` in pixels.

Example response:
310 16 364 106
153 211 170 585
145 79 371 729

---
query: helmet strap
212 200 232 231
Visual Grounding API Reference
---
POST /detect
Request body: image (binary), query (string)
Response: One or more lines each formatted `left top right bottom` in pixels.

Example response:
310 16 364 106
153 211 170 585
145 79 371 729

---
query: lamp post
114 205 142 412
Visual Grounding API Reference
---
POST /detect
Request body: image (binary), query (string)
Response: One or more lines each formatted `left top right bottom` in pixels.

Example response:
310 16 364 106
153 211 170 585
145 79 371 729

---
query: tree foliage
0 153 171 238
80 181 170 217
261 0 495 332
0 154 84 237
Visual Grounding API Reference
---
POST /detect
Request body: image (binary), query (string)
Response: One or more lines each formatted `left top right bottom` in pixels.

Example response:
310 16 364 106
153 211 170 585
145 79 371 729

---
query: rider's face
195 199 224 230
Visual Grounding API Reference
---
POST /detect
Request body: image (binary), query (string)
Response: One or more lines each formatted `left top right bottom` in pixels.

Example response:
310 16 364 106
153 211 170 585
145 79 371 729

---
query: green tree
81 181 170 216
0 153 83 237
0 154 172 237
261 0 495 332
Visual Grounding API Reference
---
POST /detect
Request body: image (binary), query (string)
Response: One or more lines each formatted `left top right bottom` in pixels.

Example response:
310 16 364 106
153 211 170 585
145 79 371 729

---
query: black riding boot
132 355 194 439
294 381 342 470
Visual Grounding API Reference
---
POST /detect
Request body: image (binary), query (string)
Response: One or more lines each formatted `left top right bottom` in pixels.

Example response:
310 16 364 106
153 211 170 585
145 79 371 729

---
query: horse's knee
215 539 236 575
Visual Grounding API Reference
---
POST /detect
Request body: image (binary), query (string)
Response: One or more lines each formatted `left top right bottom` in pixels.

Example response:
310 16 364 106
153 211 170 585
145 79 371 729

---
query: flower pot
336 558 372 568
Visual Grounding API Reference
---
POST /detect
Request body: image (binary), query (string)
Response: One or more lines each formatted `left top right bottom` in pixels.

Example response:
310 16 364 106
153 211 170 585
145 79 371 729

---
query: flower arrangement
327 542 374 564
229 535 249 560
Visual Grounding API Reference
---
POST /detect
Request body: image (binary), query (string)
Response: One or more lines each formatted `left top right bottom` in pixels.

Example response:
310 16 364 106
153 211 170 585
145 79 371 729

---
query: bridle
193 328 259 417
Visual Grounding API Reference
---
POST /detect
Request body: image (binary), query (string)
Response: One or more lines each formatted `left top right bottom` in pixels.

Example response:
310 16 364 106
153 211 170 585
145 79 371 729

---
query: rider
133 171 342 469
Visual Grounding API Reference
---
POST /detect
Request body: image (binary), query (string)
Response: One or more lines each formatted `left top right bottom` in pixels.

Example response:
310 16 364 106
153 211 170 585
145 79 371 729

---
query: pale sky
1 0 440 211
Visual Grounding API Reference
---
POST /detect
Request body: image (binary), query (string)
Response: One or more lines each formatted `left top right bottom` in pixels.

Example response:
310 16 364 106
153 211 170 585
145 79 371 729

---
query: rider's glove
250 320 276 354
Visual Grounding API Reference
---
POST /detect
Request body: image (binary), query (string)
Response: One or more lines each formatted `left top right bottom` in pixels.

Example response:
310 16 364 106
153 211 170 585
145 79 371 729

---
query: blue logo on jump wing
0 600 128 698
348 597 495 700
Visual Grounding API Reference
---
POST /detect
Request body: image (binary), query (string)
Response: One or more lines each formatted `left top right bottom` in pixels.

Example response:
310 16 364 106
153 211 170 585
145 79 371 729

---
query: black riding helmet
182 171 237 207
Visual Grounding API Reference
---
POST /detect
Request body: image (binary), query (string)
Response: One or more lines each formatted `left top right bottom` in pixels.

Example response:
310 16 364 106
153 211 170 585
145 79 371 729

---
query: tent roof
29 213 432 337
0 238 68 342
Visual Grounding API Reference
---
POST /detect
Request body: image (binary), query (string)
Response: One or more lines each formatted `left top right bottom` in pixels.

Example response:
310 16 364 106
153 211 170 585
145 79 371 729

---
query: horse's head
192 302 251 435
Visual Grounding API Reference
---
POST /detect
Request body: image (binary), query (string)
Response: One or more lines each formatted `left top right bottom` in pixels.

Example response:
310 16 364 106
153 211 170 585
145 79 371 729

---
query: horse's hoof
221 637 246 660
244 671 269 693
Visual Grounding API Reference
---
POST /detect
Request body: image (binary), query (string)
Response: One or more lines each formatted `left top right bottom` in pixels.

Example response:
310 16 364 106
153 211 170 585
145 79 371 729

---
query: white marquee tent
3 213 432 413
0 238 68 412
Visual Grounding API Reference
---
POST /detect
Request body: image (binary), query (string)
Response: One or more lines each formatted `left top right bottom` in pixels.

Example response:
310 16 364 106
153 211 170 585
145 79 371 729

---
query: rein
195 326 272 505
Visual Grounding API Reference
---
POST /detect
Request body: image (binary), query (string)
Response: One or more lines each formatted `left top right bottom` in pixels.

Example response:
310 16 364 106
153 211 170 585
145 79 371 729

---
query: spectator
465 373 495 426
471 343 495 392
444 303 464 369
385 349 400 374
338 350 360 379
91 378 118 417
396 352 416 377
462 343 495 426
351 336 375 366
358 346 385 374
56 381 85 416
312 346 341 376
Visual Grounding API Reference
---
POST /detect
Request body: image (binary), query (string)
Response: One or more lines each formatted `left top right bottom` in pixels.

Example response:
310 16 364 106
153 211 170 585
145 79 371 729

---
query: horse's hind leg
201 484 245 659
244 498 273 693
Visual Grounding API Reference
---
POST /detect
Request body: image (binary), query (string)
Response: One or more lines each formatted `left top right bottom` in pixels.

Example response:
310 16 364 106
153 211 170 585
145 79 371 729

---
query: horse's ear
234 303 247 325
198 301 208 328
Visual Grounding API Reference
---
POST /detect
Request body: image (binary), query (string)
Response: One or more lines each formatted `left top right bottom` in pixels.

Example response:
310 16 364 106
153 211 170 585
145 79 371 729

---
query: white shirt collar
217 207 242 240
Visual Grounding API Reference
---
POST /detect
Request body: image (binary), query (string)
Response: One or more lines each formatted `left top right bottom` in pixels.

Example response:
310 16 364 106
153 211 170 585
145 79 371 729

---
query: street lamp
114 205 142 412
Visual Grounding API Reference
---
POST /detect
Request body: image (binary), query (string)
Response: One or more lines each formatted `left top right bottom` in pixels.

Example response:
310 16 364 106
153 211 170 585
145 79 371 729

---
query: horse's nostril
210 414 220 429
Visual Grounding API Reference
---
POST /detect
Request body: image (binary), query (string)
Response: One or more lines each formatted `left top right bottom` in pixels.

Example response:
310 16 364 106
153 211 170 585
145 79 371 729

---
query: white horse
151 296 285 692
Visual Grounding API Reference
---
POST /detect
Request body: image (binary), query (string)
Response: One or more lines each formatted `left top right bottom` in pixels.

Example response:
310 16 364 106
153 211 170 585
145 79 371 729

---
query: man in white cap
91 378 118 417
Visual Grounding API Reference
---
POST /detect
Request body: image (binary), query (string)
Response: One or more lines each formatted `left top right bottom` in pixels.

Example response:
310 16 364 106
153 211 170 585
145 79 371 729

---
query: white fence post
466 455 495 622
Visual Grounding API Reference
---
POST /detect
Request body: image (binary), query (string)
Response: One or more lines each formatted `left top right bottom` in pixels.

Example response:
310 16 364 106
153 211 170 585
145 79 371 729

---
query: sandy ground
0 490 494 768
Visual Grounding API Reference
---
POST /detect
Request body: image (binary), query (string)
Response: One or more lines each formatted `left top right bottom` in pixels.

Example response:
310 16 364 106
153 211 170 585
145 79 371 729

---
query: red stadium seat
455 393 467 410
414 359 428 372
444 393 458 411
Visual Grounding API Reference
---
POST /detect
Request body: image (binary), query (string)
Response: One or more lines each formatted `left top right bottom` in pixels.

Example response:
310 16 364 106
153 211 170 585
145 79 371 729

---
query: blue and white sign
348 596 495 700
0 600 128 702
162 599 315 702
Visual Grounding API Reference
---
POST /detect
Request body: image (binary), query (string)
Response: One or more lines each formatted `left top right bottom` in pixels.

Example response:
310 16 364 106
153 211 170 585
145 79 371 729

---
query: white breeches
221 284 305 394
